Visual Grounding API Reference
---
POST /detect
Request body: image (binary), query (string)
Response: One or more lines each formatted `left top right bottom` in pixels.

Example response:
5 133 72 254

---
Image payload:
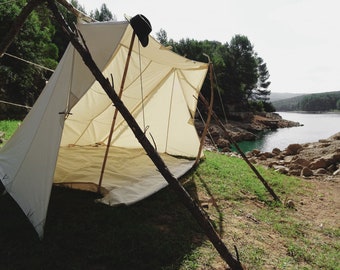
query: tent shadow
0 183 207 270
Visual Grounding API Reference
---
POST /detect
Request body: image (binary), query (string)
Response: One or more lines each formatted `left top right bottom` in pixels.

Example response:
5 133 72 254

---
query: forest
0 0 273 120
272 91 340 112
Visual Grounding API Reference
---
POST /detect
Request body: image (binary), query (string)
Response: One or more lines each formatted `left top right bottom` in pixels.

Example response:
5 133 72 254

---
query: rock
260 152 274 159
328 132 340 140
314 168 329 175
249 157 257 164
268 161 280 168
216 138 230 149
309 158 327 170
293 158 310 167
208 125 222 139
286 143 303 155
327 164 337 172
285 199 295 209
272 148 281 155
333 168 340 176
289 169 302 176
273 165 289 174
301 167 313 177
284 155 294 164
251 149 261 157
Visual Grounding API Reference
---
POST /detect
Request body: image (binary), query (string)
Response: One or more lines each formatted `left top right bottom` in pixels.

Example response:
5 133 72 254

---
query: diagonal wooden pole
97 32 136 193
198 93 281 203
47 1 244 268
195 56 214 166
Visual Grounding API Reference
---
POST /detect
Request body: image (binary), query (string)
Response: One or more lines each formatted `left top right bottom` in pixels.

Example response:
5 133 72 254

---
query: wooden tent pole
195 57 214 166
198 92 281 203
47 1 243 268
97 32 136 193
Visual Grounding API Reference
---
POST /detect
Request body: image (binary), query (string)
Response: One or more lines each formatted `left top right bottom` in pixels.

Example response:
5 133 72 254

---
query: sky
78 0 340 94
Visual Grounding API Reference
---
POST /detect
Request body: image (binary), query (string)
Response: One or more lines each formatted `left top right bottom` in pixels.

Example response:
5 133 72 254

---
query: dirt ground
199 174 339 269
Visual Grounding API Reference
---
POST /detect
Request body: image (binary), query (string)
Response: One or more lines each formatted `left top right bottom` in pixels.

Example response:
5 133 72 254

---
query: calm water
235 112 340 153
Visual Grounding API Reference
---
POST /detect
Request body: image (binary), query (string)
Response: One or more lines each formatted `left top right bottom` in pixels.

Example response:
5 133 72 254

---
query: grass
0 120 20 147
0 120 339 269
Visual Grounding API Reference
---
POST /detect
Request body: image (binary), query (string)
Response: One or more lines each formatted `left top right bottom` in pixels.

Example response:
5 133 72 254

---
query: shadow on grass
0 185 206 270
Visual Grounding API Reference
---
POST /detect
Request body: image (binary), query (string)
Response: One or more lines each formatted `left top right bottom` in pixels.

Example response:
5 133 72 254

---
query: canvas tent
0 19 208 238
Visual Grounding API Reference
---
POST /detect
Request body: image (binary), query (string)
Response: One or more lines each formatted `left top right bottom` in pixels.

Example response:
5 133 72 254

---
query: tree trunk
0 0 44 57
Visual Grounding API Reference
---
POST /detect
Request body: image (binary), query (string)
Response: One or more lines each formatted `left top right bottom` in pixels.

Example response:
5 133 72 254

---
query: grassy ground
0 120 339 269
0 120 20 147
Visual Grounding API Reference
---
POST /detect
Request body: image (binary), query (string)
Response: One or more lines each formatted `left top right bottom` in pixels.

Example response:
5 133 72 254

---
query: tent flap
0 20 208 238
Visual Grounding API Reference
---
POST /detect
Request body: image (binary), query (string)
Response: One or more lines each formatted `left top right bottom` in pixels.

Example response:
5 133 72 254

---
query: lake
234 112 340 153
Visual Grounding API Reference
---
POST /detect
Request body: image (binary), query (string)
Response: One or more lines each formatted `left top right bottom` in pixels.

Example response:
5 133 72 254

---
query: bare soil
197 176 339 269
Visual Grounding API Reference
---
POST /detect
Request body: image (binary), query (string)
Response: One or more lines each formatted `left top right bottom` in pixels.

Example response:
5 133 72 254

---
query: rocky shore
195 112 301 152
245 132 340 180
196 112 340 180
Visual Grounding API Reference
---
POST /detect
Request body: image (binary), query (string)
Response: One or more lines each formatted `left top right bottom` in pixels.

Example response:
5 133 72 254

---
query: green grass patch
194 151 305 202
0 120 20 147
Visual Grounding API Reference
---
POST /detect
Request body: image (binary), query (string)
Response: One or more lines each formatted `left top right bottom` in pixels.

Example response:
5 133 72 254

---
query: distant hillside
270 92 304 102
272 91 340 112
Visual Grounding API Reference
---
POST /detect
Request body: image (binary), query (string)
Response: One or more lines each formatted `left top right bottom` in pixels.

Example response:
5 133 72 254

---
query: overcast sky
78 0 340 94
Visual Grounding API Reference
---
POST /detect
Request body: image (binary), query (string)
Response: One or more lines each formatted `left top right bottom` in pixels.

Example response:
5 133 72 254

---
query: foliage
0 120 20 147
1 2 273 121
0 0 59 119
51 0 85 59
158 31 273 115
272 91 340 112
90 3 116 22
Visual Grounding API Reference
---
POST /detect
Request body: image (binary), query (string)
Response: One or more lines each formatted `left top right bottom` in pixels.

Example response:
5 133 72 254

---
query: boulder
293 158 310 167
289 169 302 176
285 143 303 155
309 158 327 170
272 148 281 155
333 168 340 176
301 167 313 177
216 138 230 149
314 168 329 175
284 155 294 164
251 149 261 157
273 165 289 174
260 152 274 159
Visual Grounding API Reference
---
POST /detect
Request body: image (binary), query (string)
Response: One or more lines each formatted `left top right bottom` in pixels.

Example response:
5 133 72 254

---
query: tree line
0 0 273 120
272 91 340 112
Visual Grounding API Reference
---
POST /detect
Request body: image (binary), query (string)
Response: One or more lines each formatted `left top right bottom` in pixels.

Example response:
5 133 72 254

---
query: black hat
126 14 152 47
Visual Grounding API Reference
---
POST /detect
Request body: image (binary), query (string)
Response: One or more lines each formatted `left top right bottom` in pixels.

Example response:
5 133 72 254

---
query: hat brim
137 35 149 47
124 14 151 47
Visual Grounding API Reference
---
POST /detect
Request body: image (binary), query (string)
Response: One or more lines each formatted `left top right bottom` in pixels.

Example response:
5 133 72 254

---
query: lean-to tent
0 19 208 238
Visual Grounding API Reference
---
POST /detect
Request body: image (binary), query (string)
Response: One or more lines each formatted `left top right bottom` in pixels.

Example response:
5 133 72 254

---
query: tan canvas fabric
0 20 208 238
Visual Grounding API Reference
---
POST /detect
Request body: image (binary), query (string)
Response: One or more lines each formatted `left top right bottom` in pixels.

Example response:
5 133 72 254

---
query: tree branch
0 0 44 57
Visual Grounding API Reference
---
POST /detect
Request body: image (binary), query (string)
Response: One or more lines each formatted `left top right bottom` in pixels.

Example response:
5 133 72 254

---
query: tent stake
97 32 136 193
47 1 243 268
